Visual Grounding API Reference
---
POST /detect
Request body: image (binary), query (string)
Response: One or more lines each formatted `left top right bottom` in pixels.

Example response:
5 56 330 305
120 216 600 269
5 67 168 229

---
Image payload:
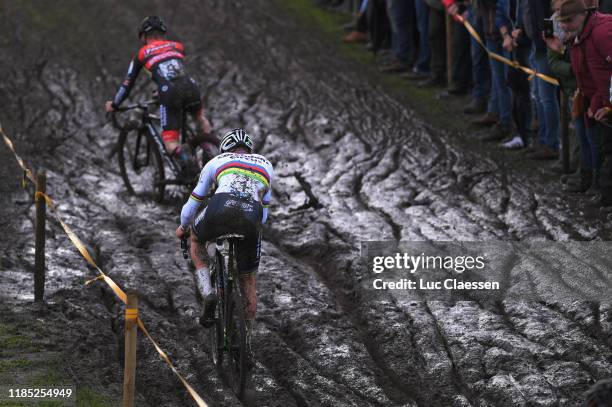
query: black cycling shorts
159 76 202 132
193 193 263 275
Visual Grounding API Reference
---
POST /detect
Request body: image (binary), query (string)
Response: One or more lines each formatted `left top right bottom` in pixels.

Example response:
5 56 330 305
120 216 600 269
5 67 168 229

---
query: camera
543 18 555 38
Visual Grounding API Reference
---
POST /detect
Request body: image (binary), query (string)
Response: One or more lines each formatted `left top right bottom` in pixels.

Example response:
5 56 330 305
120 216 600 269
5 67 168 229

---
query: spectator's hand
594 107 611 121
105 100 115 113
502 35 514 52
543 34 563 54
448 4 459 15
511 28 522 40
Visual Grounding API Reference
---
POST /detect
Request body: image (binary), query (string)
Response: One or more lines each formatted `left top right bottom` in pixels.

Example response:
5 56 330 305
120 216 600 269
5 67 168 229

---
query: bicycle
182 233 249 399
110 98 217 202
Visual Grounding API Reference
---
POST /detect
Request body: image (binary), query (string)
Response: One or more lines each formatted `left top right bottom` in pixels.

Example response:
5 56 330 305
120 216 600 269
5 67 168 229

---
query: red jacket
570 12 612 116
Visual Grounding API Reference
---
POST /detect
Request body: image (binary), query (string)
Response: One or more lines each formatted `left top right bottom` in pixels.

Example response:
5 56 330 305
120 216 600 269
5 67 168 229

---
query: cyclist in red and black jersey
105 16 216 170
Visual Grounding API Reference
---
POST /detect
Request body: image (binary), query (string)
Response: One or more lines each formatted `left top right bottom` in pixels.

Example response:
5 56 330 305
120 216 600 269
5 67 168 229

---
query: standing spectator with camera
560 0 612 207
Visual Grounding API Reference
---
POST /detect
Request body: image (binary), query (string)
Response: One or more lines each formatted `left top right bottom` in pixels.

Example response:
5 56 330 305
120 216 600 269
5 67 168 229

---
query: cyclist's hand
105 101 115 113
176 225 188 239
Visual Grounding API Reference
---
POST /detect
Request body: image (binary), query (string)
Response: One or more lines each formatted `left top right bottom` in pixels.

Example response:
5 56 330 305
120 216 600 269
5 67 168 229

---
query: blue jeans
571 103 600 171
531 48 560 150
469 9 490 101
386 0 415 64
414 0 430 73
486 39 512 127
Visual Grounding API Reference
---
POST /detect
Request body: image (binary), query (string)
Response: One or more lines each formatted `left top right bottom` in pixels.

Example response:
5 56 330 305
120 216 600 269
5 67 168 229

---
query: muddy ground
0 1 611 406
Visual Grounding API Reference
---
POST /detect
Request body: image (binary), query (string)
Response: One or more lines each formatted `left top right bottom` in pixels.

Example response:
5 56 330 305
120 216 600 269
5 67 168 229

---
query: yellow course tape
1 124 36 185
458 15 560 86
1 124 208 407
126 308 139 321
137 318 209 407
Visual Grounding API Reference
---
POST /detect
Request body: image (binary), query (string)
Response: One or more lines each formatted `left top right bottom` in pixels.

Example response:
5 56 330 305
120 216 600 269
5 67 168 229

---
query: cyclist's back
106 16 213 172
185 149 272 253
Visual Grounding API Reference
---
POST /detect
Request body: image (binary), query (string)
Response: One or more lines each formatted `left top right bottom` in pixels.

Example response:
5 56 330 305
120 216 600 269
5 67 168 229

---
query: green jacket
547 46 576 97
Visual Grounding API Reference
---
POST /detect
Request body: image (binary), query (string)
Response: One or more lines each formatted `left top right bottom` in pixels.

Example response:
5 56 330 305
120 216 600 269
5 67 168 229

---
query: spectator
546 0 600 192
380 0 419 73
344 0 369 43
464 2 493 114
419 0 447 86
405 0 432 79
560 0 612 207
519 0 561 159
471 0 514 143
365 0 392 54
497 0 533 149
442 0 473 94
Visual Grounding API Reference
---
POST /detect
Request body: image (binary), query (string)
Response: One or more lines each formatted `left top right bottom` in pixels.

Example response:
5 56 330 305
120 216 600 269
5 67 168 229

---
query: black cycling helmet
138 16 167 38
220 129 254 153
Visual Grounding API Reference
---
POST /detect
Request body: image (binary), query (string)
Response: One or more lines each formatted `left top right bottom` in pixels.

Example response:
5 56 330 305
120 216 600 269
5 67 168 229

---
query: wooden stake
123 292 138 407
34 172 46 302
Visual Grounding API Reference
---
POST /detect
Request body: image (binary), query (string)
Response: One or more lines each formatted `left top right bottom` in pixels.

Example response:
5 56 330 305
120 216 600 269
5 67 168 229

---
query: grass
274 0 473 133
0 315 114 407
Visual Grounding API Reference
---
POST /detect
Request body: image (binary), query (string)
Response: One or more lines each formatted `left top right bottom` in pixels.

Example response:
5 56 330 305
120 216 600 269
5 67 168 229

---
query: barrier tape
137 318 209 407
456 15 560 87
126 308 139 321
2 125 208 407
1 124 36 185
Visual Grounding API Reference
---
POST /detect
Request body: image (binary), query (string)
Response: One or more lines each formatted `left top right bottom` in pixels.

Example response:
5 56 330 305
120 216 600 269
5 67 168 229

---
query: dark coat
521 0 551 53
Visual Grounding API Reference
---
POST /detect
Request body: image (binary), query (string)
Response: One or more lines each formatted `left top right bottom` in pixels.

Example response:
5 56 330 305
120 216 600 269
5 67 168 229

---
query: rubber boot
565 169 592 193
585 168 601 196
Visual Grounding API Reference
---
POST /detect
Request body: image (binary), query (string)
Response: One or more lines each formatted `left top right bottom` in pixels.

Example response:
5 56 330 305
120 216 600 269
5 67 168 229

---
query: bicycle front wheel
118 128 165 202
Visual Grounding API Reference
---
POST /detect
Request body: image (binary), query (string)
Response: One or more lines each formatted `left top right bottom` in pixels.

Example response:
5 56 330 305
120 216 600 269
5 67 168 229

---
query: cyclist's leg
236 230 261 321
182 77 214 141
160 104 182 155
191 105 214 142
192 209 213 298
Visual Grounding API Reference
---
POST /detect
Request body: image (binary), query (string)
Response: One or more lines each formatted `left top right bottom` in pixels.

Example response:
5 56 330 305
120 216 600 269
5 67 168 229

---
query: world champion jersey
180 152 274 227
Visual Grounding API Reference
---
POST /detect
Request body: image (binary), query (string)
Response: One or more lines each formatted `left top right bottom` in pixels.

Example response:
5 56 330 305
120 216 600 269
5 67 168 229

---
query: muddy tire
227 283 247 400
210 252 224 368
118 128 166 202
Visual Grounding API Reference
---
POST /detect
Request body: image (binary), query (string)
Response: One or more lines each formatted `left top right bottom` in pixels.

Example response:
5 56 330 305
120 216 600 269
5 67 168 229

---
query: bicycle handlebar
109 98 159 131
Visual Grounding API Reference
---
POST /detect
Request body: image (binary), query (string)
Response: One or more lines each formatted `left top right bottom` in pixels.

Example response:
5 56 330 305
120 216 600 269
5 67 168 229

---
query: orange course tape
457 15 560 86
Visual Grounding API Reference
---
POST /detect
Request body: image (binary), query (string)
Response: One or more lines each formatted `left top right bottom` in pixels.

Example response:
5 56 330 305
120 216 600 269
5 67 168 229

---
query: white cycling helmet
220 128 254 153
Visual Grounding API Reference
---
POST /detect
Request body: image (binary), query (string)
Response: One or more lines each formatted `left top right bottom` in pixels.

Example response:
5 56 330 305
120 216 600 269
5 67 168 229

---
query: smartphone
543 18 554 38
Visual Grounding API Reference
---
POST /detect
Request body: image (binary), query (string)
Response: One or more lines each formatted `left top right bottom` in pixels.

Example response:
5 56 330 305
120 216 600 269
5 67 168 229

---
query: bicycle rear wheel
209 251 224 368
227 247 247 399
118 128 165 202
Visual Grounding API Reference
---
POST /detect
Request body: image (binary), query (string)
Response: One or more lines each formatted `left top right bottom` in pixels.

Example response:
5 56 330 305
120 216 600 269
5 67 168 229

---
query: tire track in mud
1 0 612 406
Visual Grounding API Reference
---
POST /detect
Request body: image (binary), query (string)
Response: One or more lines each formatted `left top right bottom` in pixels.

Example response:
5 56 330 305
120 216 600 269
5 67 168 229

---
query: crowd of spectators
317 0 612 211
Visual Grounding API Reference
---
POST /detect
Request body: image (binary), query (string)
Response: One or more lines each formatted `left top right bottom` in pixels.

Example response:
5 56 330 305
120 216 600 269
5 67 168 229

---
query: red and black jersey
112 40 188 107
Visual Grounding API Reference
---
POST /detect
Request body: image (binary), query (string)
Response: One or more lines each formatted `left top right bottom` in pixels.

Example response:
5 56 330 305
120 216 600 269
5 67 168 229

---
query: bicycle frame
115 100 191 185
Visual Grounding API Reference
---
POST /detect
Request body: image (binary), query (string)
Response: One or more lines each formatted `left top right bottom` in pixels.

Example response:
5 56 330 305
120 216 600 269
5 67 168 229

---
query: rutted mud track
1 1 611 406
